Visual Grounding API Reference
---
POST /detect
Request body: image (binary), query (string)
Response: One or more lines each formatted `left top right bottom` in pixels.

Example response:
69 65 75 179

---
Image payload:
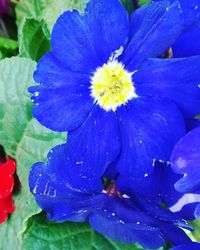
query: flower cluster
29 0 200 248
0 156 15 224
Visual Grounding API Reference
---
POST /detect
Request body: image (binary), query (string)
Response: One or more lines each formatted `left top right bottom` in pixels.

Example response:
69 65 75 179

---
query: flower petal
153 0 200 26
51 0 129 73
171 127 200 193
173 23 200 57
134 57 200 123
0 157 16 198
84 0 129 63
115 97 185 178
0 196 15 224
121 1 183 70
64 105 120 179
89 196 165 248
29 145 102 222
117 161 183 207
51 10 101 73
170 243 200 250
32 53 95 132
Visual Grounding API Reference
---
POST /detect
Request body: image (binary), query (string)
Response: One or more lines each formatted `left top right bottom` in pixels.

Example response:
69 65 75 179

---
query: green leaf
23 213 143 250
42 0 89 32
190 219 200 242
18 18 50 61
15 0 48 27
0 57 66 250
137 0 151 5
0 37 18 59
0 37 18 51
16 0 135 35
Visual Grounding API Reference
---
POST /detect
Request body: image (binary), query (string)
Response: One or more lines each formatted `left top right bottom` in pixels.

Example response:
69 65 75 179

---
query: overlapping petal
29 146 191 248
51 0 128 73
114 97 185 178
121 1 183 70
170 242 200 250
172 23 200 57
134 57 200 123
171 127 200 193
84 0 129 63
153 0 200 26
117 161 183 207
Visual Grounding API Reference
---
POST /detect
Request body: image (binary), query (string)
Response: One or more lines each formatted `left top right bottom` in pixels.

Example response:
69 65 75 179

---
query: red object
0 0 9 16
0 157 16 224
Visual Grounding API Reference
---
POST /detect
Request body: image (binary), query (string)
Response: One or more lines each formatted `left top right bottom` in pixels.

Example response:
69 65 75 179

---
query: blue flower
29 147 193 248
30 0 200 179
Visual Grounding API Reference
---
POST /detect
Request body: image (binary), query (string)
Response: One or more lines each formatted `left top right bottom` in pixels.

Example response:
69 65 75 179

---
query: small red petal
0 196 15 224
0 157 16 197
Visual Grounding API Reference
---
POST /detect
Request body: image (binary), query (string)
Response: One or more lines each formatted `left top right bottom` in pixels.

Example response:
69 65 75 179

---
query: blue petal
153 0 200 26
117 161 183 207
171 127 200 193
121 1 183 70
32 52 94 132
89 196 166 248
29 144 103 222
89 214 165 248
158 224 191 246
173 23 200 57
174 202 199 220
64 105 120 179
84 0 129 63
170 243 200 250
134 57 200 123
177 0 200 26
51 0 129 73
194 203 200 217
29 144 103 194
115 97 185 178
51 10 101 73
187 118 200 131
89 195 190 248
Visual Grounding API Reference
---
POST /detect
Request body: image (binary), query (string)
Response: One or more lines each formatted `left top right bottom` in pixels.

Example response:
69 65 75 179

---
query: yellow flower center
90 61 137 111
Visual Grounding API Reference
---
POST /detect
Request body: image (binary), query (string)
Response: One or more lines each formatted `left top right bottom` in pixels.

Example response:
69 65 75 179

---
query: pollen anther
90 61 137 111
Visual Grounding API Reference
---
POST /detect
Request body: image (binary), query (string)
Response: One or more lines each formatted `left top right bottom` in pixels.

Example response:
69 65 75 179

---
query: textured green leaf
16 0 135 35
15 0 48 27
19 18 50 61
42 0 89 32
0 57 66 250
23 213 143 250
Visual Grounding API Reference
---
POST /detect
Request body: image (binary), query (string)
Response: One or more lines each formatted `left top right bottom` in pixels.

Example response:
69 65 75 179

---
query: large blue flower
30 0 200 178
29 148 193 249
